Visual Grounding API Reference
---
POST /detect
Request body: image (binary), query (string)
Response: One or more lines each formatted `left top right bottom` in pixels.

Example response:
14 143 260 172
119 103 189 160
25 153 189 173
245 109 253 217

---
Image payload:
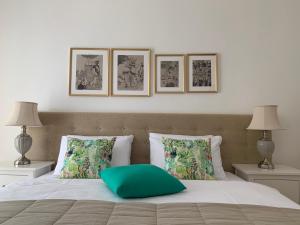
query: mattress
0 172 299 209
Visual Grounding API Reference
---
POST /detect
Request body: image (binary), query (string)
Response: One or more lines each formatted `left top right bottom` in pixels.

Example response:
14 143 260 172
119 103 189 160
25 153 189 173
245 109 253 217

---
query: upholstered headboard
27 112 261 172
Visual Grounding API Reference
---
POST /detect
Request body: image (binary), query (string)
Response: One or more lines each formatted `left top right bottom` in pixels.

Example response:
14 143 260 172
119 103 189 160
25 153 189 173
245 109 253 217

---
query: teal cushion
100 164 186 198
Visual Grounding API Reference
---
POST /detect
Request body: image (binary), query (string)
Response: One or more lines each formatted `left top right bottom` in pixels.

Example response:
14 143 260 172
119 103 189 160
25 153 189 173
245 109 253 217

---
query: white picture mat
70 49 109 95
156 56 185 92
188 55 217 92
112 50 150 96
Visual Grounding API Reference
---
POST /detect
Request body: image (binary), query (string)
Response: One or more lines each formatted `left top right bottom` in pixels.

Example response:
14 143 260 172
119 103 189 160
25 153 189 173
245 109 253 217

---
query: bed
0 112 299 225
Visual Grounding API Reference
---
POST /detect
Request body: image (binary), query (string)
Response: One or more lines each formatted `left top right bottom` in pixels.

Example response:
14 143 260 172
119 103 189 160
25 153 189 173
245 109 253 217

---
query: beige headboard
27 112 261 172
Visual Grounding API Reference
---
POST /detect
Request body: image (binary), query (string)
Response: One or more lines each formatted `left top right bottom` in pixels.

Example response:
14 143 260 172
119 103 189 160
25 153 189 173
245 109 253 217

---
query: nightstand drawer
0 175 29 187
254 179 300 203
0 170 35 177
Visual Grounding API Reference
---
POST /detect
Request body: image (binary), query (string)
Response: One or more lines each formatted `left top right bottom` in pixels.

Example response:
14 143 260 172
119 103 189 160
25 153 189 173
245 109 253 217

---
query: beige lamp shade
6 102 43 127
247 105 281 130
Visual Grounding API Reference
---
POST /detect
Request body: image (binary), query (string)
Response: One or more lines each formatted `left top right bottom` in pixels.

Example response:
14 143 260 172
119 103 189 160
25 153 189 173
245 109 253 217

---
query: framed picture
69 48 110 96
187 54 218 93
111 48 151 96
155 54 185 93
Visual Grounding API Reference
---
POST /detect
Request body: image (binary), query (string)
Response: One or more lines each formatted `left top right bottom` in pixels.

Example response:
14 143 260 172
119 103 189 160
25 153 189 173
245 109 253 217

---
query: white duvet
0 172 299 209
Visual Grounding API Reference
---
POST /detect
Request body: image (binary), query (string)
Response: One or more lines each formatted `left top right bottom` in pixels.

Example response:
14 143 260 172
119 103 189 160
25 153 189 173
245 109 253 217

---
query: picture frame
187 53 218 93
69 48 110 96
111 48 151 96
155 54 185 93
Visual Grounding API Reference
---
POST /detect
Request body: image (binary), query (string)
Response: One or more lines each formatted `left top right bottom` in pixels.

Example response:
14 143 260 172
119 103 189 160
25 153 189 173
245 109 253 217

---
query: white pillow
149 133 226 180
53 135 134 176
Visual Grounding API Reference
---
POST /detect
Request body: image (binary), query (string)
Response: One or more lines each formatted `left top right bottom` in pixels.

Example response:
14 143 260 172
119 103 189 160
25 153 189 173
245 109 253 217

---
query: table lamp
6 102 43 166
247 105 281 169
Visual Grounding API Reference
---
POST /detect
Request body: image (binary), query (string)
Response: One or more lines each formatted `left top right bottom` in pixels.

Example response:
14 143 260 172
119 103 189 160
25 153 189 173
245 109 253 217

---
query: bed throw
0 199 299 225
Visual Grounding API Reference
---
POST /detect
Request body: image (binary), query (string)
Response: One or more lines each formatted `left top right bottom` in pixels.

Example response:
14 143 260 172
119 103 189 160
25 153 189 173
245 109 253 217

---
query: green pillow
60 137 116 179
162 138 215 180
100 164 186 198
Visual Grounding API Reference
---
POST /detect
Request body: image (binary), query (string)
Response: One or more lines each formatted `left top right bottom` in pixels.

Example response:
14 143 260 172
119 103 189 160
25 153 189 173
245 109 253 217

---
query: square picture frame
69 48 110 96
187 53 218 93
111 48 151 96
155 54 185 93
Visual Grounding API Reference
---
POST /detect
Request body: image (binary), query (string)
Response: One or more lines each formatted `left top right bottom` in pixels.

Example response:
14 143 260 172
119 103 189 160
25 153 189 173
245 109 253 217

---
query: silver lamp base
14 156 31 166
257 131 275 169
258 158 274 169
14 126 32 167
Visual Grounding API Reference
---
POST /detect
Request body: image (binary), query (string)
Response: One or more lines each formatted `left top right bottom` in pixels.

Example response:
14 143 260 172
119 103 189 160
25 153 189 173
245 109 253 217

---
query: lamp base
258 158 274 169
14 156 31 166
257 131 275 170
14 126 32 167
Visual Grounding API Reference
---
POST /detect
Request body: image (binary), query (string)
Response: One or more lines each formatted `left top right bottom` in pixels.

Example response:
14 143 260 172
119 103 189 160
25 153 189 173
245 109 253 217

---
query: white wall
0 0 299 168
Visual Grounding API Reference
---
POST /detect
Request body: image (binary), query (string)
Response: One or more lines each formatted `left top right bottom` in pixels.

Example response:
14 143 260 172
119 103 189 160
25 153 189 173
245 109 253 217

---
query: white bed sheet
0 172 299 209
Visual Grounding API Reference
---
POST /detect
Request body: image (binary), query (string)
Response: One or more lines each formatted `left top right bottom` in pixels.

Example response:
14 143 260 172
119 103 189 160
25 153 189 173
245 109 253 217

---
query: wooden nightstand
232 164 300 204
0 161 54 187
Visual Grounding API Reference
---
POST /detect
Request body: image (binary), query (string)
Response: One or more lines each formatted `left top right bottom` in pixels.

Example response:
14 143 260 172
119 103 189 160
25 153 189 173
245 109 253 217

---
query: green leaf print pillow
162 138 215 180
60 137 116 179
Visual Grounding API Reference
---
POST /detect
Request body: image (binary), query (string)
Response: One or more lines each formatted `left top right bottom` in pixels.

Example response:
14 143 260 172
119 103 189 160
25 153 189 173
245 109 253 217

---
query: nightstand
0 161 54 187
232 164 300 204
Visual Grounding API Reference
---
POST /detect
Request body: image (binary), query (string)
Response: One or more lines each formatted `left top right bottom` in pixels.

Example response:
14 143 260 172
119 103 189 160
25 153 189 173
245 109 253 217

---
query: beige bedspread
0 200 299 225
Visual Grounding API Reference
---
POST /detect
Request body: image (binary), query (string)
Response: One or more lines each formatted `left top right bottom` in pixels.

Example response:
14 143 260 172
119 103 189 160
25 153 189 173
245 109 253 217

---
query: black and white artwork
76 55 103 90
117 55 144 91
160 61 179 87
192 60 212 87
155 55 185 93
69 48 109 96
188 54 217 93
112 49 150 96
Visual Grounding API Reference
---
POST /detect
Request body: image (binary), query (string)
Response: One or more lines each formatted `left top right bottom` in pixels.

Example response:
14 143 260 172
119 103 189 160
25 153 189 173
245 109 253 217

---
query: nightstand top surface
0 161 54 171
232 164 300 176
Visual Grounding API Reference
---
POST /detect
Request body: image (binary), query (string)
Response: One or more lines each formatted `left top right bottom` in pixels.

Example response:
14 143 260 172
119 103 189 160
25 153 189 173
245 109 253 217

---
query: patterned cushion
60 137 116 179
162 138 215 180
